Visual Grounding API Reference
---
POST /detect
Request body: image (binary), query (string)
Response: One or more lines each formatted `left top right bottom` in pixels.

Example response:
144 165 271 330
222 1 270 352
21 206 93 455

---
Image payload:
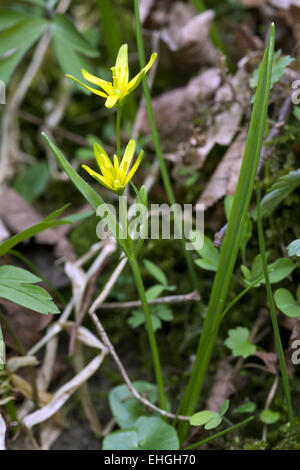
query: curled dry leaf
206 358 236 412
253 351 278 374
141 67 222 149
23 353 106 429
160 3 219 68
6 355 39 373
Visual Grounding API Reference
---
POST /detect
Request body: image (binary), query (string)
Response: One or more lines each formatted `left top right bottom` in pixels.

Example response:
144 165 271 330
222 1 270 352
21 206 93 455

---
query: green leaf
258 169 300 219
242 255 295 287
194 236 220 272
233 402 256 414
220 399 229 416
287 239 300 257
190 410 222 430
144 259 167 285
250 49 294 102
180 24 275 423
13 162 50 202
0 205 71 257
146 285 165 301
0 11 48 82
103 416 179 450
109 381 158 429
274 288 300 318
225 327 256 358
0 265 59 314
259 409 280 425
52 14 99 83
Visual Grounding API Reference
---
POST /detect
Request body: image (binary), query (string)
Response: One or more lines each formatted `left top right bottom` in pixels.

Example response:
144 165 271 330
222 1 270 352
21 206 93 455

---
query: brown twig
100 290 200 310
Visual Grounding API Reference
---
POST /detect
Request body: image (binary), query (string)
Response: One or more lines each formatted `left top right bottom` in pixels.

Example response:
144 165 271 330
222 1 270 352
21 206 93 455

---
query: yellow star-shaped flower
83 140 144 195
67 44 157 109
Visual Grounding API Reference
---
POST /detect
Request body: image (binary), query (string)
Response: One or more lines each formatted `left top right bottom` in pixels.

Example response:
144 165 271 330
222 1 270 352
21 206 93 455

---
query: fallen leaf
160 3 219 68
197 130 247 209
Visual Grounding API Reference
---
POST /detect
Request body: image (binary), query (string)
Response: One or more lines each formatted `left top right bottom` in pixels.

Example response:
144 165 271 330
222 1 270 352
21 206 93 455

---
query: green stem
116 106 122 162
256 179 295 430
134 0 199 293
128 255 166 412
183 416 254 450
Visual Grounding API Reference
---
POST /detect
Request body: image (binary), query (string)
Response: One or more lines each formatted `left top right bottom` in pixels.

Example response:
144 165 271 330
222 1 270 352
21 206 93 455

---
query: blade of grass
183 416 254 450
134 0 199 293
177 23 275 440
256 179 295 430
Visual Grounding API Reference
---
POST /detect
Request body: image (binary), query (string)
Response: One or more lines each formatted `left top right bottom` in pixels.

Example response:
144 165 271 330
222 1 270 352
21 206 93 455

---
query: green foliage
225 327 256 358
274 288 300 318
128 304 173 332
260 409 280 425
103 416 179 450
0 8 48 82
52 14 99 82
233 402 257 415
0 204 91 256
109 382 158 429
13 162 50 203
190 400 229 430
193 235 220 272
241 255 295 287
250 49 294 102
0 265 59 314
258 169 300 219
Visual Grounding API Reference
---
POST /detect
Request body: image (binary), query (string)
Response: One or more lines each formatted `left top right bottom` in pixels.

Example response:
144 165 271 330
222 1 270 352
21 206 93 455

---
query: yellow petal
126 52 157 94
94 143 115 175
118 140 135 176
81 69 114 95
114 44 129 87
105 94 119 109
82 165 114 191
66 74 108 98
125 150 144 184
113 154 119 172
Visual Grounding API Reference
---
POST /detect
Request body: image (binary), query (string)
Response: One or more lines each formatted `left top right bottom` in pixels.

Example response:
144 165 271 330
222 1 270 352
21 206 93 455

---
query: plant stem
116 106 122 162
134 0 199 293
183 416 254 450
256 179 295 430
128 255 166 412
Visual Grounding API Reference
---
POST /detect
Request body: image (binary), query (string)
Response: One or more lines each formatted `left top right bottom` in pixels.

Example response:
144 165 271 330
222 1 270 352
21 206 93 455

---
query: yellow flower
83 140 143 195
66 44 157 109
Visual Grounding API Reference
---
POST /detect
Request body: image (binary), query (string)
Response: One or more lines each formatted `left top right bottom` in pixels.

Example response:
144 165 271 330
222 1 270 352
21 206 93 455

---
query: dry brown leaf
197 129 247 209
160 3 219 67
141 67 222 149
0 188 75 260
206 358 236 412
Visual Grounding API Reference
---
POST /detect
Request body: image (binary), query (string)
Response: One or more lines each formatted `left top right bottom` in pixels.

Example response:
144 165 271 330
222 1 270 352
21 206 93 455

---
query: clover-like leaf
225 327 256 358
190 410 222 430
274 288 300 318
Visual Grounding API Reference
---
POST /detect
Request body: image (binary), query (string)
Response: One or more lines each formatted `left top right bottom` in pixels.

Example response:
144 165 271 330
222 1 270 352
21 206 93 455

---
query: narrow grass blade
178 24 275 439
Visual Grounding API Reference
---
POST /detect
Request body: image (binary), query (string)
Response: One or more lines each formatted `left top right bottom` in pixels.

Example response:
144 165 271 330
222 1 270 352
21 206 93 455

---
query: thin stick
88 308 189 422
100 290 200 309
